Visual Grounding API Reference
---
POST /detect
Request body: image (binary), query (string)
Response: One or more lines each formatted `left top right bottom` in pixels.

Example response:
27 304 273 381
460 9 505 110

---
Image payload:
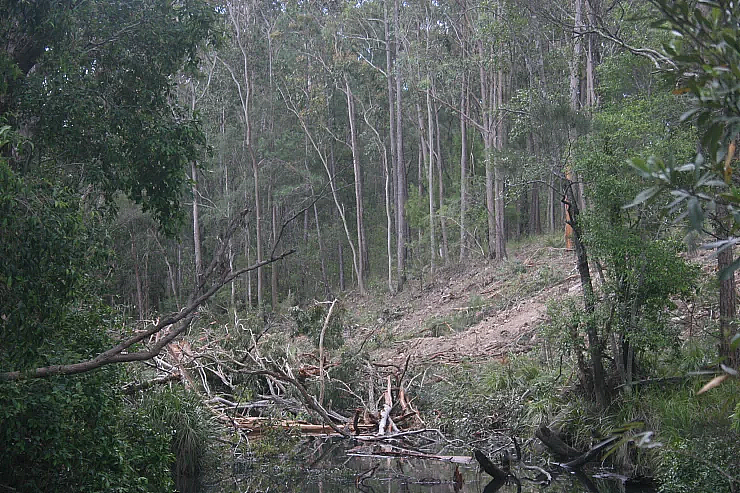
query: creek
200 438 657 493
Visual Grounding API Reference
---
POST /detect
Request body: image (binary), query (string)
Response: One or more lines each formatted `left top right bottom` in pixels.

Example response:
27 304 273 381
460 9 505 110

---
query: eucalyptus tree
276 0 370 295
472 0 509 260
220 0 270 312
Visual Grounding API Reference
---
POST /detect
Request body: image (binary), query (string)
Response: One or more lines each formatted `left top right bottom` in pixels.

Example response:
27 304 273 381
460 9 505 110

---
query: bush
0 369 174 493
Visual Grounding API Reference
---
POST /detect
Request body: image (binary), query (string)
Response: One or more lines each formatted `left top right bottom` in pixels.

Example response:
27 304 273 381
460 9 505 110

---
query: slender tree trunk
131 232 145 321
565 181 607 408
226 165 237 324
161 240 179 310
479 41 496 259
493 65 507 260
271 200 279 310
363 92 395 294
394 0 406 291
177 242 182 299
547 171 556 232
585 0 599 109
530 181 541 235
433 90 449 264
384 0 396 293
426 85 437 276
459 73 469 261
252 152 263 314
567 0 587 224
313 203 329 295
329 139 348 292
223 2 263 315
569 0 583 113
718 205 738 366
191 161 203 289
345 78 367 294
245 188 253 310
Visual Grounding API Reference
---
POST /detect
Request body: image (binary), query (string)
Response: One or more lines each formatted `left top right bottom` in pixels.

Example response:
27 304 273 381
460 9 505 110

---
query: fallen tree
0 209 295 381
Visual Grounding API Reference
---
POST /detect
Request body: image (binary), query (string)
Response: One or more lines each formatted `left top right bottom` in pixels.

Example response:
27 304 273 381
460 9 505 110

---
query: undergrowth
412 344 740 491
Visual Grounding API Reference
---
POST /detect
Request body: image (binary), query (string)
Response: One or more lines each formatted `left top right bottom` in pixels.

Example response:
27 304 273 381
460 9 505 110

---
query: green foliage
658 436 739 493
630 0 740 252
3 0 218 231
0 1 218 489
0 367 175 493
138 387 216 491
413 355 560 439
542 297 589 358
0 160 112 369
290 302 345 350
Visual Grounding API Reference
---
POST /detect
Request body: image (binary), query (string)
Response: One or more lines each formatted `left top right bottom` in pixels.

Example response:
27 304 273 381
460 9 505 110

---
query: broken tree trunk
535 424 581 459
474 449 508 481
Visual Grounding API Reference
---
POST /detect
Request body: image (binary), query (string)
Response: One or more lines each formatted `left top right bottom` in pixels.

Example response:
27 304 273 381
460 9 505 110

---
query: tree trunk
191 161 203 290
131 232 145 321
493 64 507 260
245 189 253 310
480 41 496 259
384 0 397 293
329 140 347 292
569 0 583 113
585 0 599 109
459 73 470 261
271 198 279 311
345 77 367 294
426 84 437 276
252 152 263 315
312 203 329 295
718 206 738 366
547 171 557 232
394 0 407 292
565 181 607 408
434 89 449 264
225 165 237 324
530 181 541 235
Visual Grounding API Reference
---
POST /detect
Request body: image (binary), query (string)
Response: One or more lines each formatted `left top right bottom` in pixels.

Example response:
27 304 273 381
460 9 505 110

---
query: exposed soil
348 239 583 369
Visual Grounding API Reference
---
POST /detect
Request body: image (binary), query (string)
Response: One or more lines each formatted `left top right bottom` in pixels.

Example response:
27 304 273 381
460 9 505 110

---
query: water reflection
203 438 656 493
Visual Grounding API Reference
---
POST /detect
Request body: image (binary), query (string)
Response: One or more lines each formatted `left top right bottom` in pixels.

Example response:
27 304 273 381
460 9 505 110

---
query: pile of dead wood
210 372 424 439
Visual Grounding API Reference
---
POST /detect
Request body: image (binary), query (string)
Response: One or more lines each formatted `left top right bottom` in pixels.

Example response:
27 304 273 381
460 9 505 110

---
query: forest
1 0 739 491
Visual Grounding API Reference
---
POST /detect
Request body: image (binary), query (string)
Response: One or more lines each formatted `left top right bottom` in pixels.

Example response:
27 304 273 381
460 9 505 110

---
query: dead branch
563 436 619 469
0 207 295 381
244 368 351 437
318 299 338 406
122 372 182 394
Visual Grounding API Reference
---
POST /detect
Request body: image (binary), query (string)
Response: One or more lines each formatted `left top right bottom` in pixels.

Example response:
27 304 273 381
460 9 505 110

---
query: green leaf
687 196 705 231
624 186 660 209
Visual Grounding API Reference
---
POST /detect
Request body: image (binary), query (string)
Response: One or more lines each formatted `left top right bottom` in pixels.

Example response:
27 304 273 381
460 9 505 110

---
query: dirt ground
348 240 583 370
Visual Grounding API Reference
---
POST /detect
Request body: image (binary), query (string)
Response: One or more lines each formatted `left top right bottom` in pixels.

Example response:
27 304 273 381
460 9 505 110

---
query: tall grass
140 387 216 492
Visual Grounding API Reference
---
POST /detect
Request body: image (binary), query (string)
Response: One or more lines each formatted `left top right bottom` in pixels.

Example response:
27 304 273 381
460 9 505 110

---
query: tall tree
222 0 265 313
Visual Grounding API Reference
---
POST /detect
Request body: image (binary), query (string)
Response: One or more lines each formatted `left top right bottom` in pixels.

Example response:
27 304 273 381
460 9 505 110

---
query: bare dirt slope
350 239 583 369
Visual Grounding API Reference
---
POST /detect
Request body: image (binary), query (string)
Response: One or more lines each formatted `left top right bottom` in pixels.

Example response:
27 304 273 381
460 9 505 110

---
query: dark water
202 439 656 493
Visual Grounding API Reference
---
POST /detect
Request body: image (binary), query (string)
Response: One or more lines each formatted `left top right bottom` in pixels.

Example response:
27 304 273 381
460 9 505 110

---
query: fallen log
347 448 472 464
474 449 508 481
535 425 581 459
219 415 373 436
563 436 619 469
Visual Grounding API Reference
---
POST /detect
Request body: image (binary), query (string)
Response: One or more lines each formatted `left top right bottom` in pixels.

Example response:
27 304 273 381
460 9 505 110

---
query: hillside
350 237 580 368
